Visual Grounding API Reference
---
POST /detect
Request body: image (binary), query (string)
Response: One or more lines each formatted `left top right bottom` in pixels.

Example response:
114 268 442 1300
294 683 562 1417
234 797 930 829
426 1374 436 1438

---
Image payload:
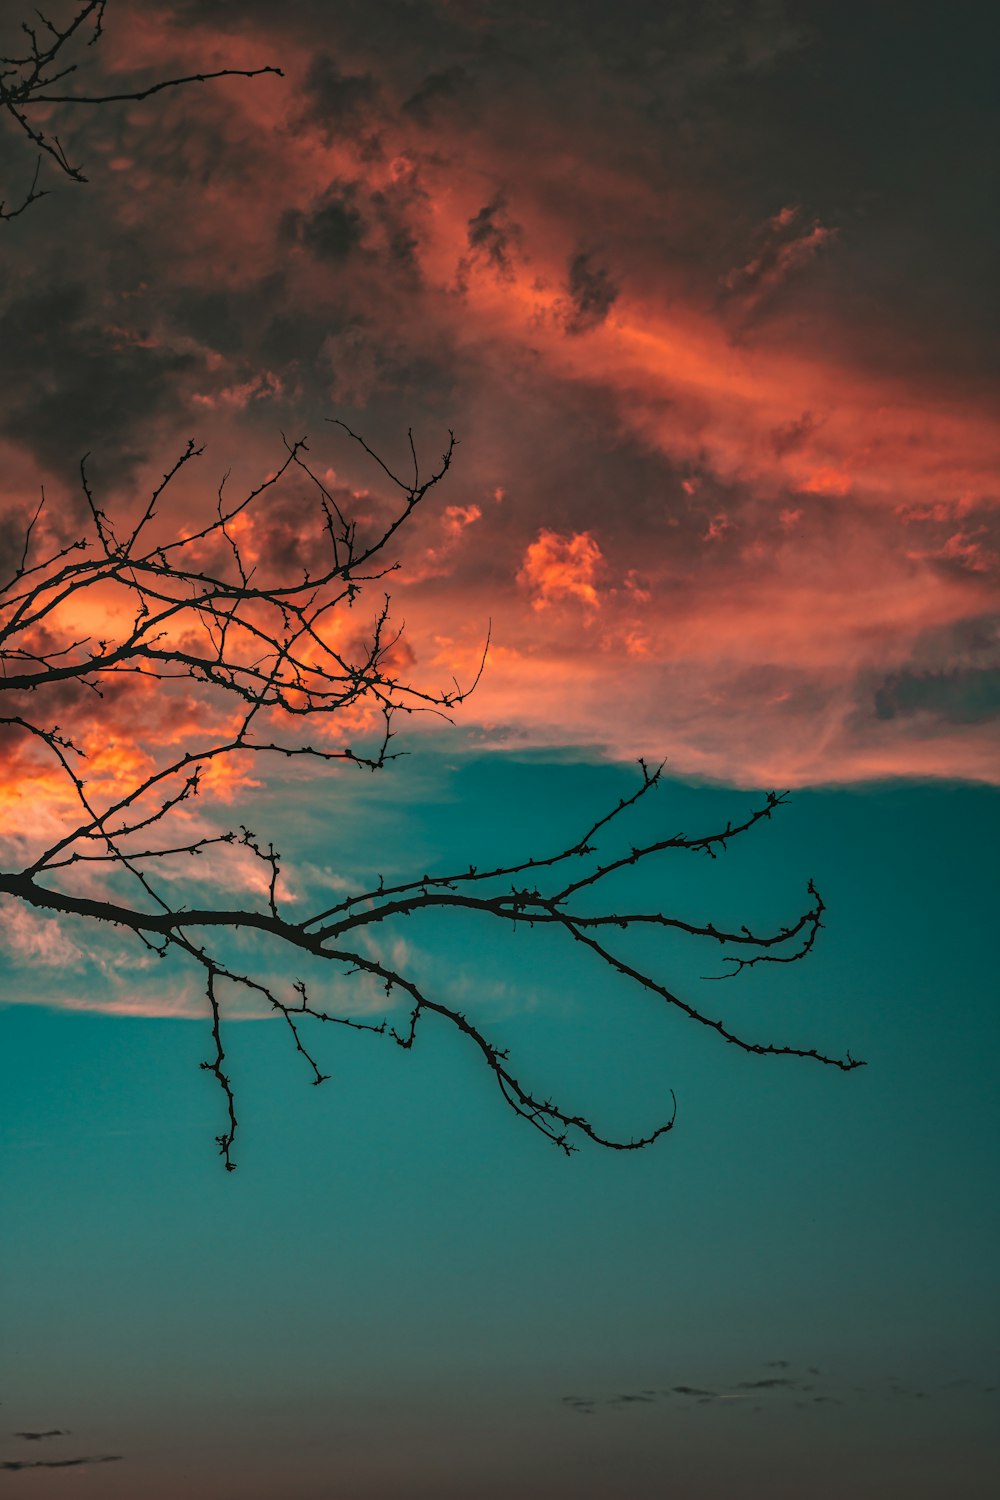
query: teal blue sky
2 753 998 1496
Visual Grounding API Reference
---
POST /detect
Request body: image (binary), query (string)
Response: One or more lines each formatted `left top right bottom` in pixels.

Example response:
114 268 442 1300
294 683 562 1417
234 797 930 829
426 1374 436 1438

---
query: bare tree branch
0 3 863 1170
0 0 282 220
0 428 863 1168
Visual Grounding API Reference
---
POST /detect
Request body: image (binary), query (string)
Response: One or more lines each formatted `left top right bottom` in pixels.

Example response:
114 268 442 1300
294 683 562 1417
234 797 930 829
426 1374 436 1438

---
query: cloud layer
0 0 996 810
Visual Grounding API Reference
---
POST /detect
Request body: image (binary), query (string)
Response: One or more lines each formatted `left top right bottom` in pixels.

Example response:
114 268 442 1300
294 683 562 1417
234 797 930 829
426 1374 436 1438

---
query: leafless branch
0 0 282 220
0 427 862 1167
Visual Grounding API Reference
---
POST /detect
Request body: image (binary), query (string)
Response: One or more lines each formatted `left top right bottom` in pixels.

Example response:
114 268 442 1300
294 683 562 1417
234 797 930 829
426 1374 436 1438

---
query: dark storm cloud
402 65 473 122
160 0 997 329
562 251 619 335
699 0 1000 371
874 668 1000 726
168 0 807 170
289 184 366 262
166 275 287 360
0 281 195 481
165 0 993 360
132 0 1000 382
368 185 423 274
12 1431 68 1441
256 306 334 372
167 0 469 59
297 54 382 141
463 194 521 279
864 615 1000 731
281 170 424 280
770 411 820 456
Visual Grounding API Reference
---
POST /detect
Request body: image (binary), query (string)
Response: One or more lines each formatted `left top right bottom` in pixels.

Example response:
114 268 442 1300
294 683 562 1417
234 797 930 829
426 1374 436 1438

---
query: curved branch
1 1 281 220
0 425 862 1168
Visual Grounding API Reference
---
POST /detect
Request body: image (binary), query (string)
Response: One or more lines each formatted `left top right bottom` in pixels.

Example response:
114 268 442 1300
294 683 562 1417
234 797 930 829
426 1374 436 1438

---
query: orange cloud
401 502 483 583
517 529 603 612
4 5 995 797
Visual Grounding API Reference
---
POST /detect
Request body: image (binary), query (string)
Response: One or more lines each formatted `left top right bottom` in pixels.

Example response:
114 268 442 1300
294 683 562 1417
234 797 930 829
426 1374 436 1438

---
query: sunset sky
1 2 998 1496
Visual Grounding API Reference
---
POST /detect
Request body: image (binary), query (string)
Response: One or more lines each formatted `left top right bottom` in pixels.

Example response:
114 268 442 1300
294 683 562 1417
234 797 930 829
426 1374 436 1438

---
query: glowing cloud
517 530 604 612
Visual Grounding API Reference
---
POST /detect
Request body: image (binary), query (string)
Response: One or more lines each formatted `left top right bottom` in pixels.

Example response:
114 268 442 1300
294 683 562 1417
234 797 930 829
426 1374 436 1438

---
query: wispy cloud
0 1455 122 1471
558 1361 1000 1416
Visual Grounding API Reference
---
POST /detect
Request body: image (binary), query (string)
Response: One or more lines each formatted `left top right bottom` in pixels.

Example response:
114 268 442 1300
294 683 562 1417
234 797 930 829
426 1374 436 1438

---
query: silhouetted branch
1 0 281 220
0 425 862 1167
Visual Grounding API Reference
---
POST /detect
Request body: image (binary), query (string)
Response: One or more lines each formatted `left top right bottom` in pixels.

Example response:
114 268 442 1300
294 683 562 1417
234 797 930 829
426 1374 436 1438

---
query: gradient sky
1 2 998 1496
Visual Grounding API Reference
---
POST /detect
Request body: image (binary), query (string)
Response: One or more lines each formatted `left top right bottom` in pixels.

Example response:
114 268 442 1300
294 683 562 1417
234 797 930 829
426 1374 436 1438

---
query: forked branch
1 0 281 220
0 428 862 1167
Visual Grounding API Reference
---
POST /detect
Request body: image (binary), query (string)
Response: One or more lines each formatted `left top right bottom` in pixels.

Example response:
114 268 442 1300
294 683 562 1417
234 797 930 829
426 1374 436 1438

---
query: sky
0 1 998 1496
